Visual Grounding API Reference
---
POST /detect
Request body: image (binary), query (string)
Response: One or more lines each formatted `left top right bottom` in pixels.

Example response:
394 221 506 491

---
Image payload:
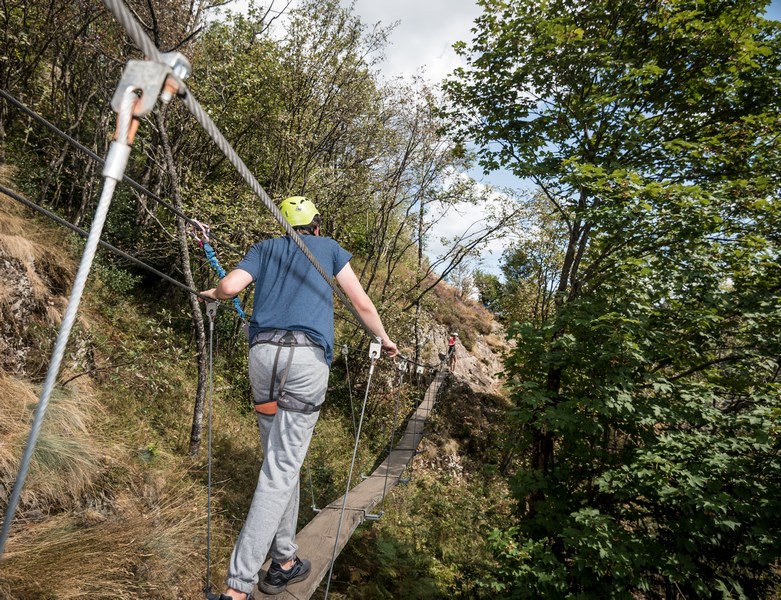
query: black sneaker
259 556 312 595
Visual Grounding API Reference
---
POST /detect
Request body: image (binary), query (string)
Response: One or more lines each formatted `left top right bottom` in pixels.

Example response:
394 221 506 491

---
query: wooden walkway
251 368 446 600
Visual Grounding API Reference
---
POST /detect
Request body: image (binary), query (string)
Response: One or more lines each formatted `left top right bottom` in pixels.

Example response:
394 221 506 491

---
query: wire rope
0 183 209 299
203 302 219 599
102 0 377 342
323 349 380 600
1 0 450 585
0 89 138 556
0 88 242 257
341 345 358 440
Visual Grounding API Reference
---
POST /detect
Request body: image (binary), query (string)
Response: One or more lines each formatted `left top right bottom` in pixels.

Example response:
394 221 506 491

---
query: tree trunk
155 108 209 456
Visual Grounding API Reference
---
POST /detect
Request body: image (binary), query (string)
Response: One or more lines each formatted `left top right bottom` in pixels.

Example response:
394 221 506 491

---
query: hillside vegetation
0 170 512 598
2 0 781 598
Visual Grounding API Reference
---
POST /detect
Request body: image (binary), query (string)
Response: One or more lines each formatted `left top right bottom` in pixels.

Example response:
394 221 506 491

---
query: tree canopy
445 0 781 596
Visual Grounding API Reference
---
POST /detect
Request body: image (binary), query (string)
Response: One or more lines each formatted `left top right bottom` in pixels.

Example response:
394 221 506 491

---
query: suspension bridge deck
252 368 446 599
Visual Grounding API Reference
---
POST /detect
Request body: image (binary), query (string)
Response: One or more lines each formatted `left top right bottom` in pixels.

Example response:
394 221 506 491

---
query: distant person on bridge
447 332 458 371
200 196 397 599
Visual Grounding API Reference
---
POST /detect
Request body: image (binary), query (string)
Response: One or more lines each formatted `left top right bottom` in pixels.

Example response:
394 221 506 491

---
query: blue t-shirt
236 235 352 365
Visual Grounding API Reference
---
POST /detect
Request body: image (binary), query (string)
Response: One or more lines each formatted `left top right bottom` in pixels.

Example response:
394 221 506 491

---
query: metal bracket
416 365 424 374
364 510 384 522
368 338 381 360
206 301 218 321
110 53 191 115
397 358 406 371
111 60 171 117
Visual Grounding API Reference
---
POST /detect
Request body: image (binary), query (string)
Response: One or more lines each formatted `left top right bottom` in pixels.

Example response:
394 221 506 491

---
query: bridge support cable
203 301 221 600
102 0 379 345
0 88 242 257
341 345 358 441
0 86 162 556
368 358 410 516
323 339 382 599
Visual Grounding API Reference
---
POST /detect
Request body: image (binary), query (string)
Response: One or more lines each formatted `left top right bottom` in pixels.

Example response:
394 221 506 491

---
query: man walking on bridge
201 196 397 598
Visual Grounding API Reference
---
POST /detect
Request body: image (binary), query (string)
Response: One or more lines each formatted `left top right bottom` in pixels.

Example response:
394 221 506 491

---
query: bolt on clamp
110 52 191 117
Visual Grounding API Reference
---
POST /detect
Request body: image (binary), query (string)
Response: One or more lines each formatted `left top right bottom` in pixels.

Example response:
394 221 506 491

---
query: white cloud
338 0 482 83
424 181 515 279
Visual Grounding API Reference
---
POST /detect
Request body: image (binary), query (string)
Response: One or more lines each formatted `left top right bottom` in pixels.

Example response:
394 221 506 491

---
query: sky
330 0 515 278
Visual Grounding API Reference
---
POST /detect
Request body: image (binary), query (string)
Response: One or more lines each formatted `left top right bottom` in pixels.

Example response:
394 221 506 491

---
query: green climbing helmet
279 196 320 228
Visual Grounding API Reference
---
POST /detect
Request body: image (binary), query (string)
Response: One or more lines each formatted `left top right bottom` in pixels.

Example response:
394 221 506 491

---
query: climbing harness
191 220 247 324
249 330 323 415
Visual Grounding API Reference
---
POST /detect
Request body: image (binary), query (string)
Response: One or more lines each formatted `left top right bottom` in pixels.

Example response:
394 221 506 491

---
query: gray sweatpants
226 333 329 594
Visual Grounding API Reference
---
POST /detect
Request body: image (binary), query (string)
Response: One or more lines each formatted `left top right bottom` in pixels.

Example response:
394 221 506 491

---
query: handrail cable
341 345 358 440
323 341 382 600
102 0 377 342
0 183 211 300
0 87 243 258
203 302 219 599
374 361 410 514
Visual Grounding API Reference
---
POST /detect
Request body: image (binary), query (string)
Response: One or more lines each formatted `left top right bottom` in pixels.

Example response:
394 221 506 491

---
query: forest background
0 0 780 598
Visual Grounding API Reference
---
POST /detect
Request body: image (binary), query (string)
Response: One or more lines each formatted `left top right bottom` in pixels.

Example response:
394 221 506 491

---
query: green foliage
473 269 503 311
446 0 781 596
94 257 142 294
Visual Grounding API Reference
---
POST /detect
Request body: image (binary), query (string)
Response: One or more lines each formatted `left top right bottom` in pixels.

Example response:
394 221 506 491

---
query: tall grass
0 375 105 512
0 472 210 600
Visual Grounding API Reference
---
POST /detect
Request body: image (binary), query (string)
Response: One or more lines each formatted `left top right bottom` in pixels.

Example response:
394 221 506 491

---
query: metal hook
190 218 210 244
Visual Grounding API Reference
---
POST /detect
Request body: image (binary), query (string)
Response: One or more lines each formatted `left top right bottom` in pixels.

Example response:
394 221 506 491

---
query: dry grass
0 374 218 598
0 190 75 312
0 374 106 512
0 470 211 600
0 165 236 598
0 182 76 376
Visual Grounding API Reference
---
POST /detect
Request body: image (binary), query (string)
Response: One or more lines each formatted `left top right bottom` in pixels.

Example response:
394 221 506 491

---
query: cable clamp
397 358 407 371
206 301 218 321
368 338 381 360
110 53 191 117
111 61 171 118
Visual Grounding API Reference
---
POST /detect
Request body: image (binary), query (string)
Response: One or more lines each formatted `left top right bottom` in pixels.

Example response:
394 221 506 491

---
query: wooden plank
251 370 444 600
